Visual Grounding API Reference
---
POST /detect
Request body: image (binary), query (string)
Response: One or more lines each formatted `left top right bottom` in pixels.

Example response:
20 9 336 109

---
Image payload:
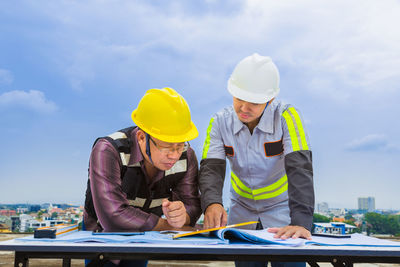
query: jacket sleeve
285 150 314 231
199 158 226 212
89 139 159 232
198 115 227 212
281 106 315 231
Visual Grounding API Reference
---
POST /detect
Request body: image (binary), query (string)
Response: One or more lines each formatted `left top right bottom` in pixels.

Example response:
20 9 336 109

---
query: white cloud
345 134 398 152
0 90 58 113
25 0 398 100
4 1 400 99
0 69 13 84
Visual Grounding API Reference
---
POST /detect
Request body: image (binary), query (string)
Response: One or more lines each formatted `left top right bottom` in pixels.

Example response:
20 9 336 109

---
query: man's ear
136 129 145 143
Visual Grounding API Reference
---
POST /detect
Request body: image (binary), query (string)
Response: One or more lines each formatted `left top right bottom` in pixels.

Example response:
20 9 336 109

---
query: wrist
152 218 169 231
185 213 190 225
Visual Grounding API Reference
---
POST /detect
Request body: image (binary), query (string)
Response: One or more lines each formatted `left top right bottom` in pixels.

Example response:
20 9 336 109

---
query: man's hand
268 225 311 240
162 199 188 229
203 203 227 229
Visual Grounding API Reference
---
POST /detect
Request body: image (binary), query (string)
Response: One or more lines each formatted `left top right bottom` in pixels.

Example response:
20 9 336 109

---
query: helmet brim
227 79 279 104
132 110 199 143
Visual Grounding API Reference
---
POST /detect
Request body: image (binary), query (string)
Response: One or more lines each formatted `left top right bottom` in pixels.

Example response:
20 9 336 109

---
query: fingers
163 201 186 228
162 199 170 206
211 212 221 228
221 209 228 227
161 199 170 217
165 205 186 220
276 227 295 239
270 226 311 240
301 229 312 240
203 204 226 229
167 201 184 212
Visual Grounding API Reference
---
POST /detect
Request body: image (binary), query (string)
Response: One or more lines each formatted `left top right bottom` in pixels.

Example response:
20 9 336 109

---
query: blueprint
17 230 227 245
16 229 400 247
214 228 400 247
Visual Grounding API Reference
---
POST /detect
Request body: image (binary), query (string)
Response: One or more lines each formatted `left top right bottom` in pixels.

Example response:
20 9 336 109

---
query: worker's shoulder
90 138 121 162
213 105 234 117
210 106 235 123
92 126 135 153
273 100 301 115
185 145 197 159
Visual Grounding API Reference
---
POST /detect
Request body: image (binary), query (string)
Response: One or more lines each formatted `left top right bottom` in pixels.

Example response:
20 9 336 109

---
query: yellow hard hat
131 87 198 143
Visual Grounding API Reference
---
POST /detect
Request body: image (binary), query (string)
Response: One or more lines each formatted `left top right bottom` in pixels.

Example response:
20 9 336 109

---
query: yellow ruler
173 221 258 239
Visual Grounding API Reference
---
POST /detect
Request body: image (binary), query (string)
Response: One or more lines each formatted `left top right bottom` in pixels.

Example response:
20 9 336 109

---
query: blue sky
1 0 399 210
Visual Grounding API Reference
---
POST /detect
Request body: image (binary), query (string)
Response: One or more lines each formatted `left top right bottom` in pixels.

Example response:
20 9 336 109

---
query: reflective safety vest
202 100 311 227
84 127 188 228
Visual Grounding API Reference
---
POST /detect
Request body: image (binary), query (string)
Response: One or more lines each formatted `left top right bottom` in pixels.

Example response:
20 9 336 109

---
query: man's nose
240 103 251 112
167 149 181 160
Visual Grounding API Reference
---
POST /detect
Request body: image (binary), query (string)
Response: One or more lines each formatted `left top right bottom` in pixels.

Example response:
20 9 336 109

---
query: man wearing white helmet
199 54 314 267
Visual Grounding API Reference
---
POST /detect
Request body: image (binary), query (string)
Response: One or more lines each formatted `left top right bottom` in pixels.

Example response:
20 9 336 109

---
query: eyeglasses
149 136 189 155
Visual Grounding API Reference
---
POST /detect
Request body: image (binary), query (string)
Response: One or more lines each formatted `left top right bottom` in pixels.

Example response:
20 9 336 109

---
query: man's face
137 130 186 171
233 97 267 124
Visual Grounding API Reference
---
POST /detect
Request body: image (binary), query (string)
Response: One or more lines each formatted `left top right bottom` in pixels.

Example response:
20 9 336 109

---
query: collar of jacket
232 101 275 135
128 127 143 167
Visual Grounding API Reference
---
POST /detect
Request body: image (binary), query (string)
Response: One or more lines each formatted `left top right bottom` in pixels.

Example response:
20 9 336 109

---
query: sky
0 0 399 210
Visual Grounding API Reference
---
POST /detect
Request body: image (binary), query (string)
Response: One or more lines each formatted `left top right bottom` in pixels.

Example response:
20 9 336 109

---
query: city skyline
1 1 400 209
2 197 398 212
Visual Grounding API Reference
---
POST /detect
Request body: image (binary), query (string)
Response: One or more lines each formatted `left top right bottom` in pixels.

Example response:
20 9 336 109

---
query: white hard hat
227 53 280 104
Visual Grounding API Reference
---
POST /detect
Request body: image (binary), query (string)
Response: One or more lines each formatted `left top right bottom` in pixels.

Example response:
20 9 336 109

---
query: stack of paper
34 224 78 239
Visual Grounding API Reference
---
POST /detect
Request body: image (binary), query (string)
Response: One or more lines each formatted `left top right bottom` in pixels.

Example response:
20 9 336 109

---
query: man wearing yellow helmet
83 88 200 266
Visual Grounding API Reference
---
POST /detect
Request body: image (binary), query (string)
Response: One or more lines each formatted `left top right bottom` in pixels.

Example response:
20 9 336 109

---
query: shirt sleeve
281 106 315 231
199 115 227 211
281 106 311 154
172 147 201 226
89 139 159 232
201 115 226 160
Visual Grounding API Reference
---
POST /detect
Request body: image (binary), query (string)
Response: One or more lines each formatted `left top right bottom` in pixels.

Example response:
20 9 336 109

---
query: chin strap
263 100 270 112
145 133 153 164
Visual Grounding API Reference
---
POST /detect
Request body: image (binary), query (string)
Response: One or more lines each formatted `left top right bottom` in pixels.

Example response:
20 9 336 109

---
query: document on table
15 229 400 248
211 228 400 247
16 231 227 245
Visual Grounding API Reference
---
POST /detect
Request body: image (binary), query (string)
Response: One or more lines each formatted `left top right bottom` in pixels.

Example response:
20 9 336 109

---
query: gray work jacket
199 100 314 230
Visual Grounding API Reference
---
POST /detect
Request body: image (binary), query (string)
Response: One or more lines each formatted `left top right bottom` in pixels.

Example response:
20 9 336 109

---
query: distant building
332 217 345 222
329 208 346 217
313 222 356 235
16 207 28 214
0 223 11 233
0 216 11 230
49 207 63 215
317 202 329 214
11 216 20 232
358 197 375 212
20 215 67 232
0 210 16 216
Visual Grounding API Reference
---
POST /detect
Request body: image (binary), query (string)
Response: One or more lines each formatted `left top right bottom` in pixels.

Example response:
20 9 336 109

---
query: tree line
313 212 400 236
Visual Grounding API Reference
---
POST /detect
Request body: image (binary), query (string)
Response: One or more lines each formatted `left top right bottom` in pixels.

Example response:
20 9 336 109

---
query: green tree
345 214 354 220
313 213 331 223
36 210 43 219
364 212 400 235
